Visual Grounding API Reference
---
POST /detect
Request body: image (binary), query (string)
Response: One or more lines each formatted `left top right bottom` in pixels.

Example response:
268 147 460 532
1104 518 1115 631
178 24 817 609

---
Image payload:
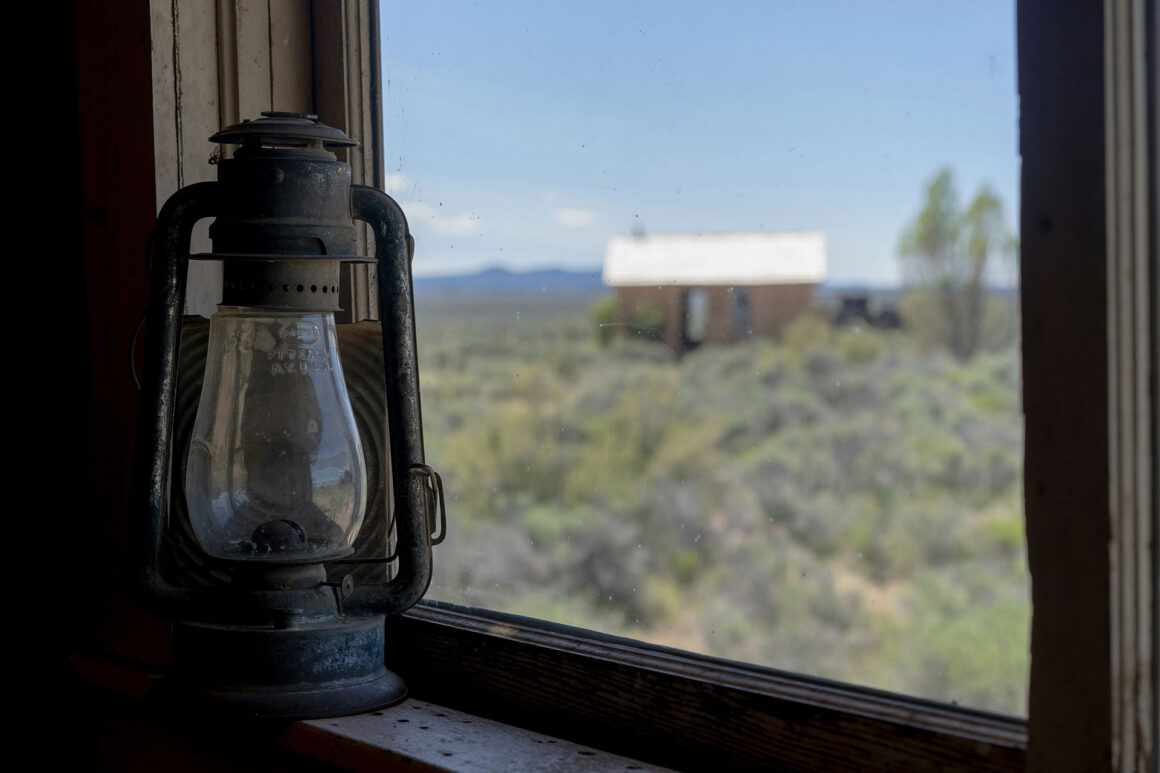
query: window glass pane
383 1 1025 715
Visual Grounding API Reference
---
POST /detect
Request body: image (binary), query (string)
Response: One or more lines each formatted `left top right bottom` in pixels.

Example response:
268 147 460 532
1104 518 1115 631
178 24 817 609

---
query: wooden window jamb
1107 0 1157 769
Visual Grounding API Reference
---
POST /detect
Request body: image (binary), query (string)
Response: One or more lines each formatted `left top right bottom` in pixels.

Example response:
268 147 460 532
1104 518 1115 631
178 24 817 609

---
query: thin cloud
403 201 482 235
554 208 597 227
383 172 412 192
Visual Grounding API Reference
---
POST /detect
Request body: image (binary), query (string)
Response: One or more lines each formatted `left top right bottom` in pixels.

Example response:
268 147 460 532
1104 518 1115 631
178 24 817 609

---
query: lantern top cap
211 112 358 150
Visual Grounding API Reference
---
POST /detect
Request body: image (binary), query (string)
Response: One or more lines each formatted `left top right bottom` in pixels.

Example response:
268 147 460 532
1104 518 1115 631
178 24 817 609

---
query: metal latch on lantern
409 463 447 546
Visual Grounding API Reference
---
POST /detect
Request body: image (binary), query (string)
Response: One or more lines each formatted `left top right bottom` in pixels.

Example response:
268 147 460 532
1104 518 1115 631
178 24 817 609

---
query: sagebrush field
414 288 1027 716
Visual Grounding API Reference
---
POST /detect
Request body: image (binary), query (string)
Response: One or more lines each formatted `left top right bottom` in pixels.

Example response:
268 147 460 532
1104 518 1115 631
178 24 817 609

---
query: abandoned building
603 231 827 350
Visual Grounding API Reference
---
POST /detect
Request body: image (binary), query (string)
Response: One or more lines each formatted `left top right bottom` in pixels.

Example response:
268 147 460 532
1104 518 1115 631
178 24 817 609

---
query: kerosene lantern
133 112 445 719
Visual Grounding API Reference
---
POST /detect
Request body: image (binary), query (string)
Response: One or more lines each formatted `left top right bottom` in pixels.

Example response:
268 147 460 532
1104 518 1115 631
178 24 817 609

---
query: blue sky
380 2 1018 285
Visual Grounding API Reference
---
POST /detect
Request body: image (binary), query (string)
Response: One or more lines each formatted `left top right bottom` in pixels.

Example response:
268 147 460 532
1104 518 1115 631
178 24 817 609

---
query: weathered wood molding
148 0 381 318
1106 0 1157 770
314 0 383 323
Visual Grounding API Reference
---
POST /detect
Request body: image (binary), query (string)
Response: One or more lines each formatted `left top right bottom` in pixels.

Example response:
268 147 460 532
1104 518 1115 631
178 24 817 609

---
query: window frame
68 1 1154 769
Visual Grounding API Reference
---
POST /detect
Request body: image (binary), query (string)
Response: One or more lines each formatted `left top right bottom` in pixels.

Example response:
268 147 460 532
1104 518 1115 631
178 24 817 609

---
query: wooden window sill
387 603 1027 772
69 655 671 772
70 602 1026 772
288 699 672 772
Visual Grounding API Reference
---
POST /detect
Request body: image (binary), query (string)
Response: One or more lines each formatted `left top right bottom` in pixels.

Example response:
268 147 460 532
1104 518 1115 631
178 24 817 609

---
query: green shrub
781 311 833 369
838 326 887 363
590 294 619 346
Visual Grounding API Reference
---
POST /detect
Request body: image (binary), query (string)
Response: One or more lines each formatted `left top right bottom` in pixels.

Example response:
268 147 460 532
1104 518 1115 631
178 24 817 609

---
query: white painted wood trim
1106 0 1157 769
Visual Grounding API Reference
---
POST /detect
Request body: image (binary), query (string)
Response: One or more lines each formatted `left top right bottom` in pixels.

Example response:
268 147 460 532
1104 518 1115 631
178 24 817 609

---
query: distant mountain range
412 266 1014 301
413 267 607 294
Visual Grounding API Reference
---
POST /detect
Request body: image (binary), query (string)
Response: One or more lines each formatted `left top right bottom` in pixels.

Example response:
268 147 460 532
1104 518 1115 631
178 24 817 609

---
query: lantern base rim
156 668 407 720
164 614 402 719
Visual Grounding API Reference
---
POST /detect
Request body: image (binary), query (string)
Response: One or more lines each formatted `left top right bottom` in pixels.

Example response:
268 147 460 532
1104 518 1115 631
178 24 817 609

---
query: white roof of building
603 231 827 287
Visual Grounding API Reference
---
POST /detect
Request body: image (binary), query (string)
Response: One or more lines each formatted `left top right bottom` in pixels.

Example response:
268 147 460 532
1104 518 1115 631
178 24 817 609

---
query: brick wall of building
615 283 815 350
